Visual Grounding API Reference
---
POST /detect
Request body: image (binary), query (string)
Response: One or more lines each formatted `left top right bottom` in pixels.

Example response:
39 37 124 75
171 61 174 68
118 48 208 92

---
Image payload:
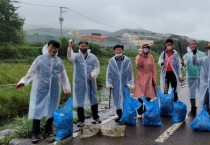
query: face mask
143 48 149 53
115 53 123 57
80 48 88 54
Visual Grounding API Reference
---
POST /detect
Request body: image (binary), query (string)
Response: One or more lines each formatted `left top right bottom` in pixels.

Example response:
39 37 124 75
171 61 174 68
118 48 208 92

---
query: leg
188 78 197 116
164 72 170 94
115 109 122 122
77 107 85 127
45 118 54 136
91 104 101 123
204 88 210 113
137 98 146 115
169 72 178 102
32 119 41 143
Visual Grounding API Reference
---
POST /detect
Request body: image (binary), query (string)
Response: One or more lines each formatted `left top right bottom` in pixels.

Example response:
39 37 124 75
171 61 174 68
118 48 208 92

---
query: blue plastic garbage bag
190 106 210 132
172 100 187 123
120 88 141 126
54 98 73 141
157 89 174 116
142 97 162 127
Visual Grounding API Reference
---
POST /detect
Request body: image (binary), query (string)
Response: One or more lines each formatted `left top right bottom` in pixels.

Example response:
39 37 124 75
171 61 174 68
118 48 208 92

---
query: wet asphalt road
65 87 210 145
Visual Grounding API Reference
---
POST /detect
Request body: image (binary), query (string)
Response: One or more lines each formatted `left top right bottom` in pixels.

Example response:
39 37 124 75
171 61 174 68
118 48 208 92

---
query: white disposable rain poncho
67 48 100 107
158 50 182 93
183 48 206 98
192 54 210 107
106 55 134 109
18 44 71 120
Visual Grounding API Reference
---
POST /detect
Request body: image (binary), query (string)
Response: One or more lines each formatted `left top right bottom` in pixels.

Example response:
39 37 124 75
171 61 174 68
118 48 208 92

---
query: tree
0 0 24 44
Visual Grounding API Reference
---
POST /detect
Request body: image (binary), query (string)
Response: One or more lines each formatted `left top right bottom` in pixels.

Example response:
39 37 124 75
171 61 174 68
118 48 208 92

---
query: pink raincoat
133 54 157 98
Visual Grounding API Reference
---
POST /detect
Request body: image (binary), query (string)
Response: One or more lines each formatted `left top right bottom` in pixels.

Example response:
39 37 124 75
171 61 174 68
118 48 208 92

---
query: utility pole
59 7 68 37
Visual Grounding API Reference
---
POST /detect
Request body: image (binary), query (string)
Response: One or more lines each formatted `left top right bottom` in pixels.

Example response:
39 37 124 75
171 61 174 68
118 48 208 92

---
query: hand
179 77 183 82
65 92 71 97
181 58 185 66
127 84 132 89
160 59 165 66
16 83 24 89
88 76 94 80
192 48 197 55
107 84 114 89
68 39 74 47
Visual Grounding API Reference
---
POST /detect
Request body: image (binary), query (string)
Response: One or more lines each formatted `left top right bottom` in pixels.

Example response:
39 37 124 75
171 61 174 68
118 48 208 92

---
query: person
133 44 157 116
181 40 206 116
106 44 134 122
158 39 182 102
192 42 210 113
67 39 101 127
16 40 71 144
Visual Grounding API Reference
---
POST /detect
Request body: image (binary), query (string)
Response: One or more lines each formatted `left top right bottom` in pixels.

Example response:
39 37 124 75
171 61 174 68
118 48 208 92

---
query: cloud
15 0 210 40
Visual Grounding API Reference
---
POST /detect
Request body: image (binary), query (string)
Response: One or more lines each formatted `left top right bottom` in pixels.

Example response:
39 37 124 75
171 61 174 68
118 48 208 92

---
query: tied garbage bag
142 97 162 127
54 98 73 141
157 89 174 116
172 100 187 123
120 88 141 126
190 106 210 132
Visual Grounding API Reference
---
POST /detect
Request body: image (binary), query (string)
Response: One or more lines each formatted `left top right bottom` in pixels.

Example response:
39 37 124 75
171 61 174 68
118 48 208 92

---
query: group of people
16 38 210 144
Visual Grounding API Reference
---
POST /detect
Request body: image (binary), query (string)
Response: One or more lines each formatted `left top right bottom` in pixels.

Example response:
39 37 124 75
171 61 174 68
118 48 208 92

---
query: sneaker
115 117 121 122
45 131 56 137
93 118 101 124
31 134 40 144
188 106 197 117
77 121 85 127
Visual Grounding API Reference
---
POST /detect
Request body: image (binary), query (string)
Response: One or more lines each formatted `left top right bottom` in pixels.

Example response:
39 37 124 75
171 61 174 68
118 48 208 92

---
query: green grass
0 52 163 118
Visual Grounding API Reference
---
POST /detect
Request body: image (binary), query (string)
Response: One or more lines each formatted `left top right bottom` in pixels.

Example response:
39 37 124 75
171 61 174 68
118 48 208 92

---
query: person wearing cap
158 39 182 102
192 42 210 113
181 40 206 116
106 44 134 122
133 44 157 116
67 39 101 127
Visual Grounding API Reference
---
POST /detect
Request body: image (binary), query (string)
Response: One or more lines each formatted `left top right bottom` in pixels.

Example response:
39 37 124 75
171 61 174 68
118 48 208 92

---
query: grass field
0 51 163 118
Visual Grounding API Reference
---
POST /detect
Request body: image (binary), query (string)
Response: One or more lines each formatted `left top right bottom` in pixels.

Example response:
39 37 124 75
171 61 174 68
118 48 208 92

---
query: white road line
155 116 188 143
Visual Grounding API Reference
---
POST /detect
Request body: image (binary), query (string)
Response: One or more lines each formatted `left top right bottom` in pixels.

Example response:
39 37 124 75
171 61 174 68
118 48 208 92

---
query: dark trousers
32 118 53 135
77 104 99 122
204 88 210 112
137 98 151 115
164 71 178 102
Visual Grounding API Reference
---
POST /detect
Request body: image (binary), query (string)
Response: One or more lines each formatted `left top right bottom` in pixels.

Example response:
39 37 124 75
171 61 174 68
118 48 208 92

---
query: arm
90 56 100 79
176 53 182 78
106 60 113 88
158 51 164 66
151 56 157 84
60 63 71 94
17 56 40 87
67 46 77 62
126 59 134 88
182 54 188 67
135 55 144 69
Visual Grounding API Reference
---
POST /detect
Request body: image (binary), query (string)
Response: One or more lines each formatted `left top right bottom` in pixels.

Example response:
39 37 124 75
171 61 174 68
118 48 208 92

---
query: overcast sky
14 0 210 40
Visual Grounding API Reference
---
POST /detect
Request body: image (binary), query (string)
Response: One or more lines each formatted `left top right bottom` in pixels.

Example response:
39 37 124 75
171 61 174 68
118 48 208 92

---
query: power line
11 1 122 29
11 1 59 8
